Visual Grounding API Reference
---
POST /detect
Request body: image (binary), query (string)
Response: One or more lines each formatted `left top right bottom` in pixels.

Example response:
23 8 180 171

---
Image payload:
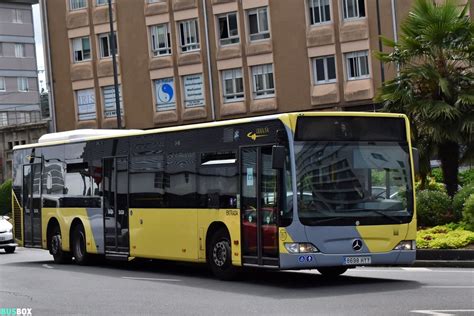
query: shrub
459 168 474 187
417 225 474 249
462 194 474 231
453 184 474 221
415 177 446 192
0 180 12 216
416 190 453 227
430 168 443 183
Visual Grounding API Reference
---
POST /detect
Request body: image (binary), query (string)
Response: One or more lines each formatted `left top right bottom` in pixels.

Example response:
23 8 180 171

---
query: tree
375 0 474 197
0 179 12 216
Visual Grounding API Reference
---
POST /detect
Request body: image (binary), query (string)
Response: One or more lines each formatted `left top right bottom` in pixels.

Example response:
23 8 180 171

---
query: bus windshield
294 141 413 226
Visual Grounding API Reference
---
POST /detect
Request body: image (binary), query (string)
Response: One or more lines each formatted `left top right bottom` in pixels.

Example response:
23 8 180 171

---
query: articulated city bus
11 112 417 279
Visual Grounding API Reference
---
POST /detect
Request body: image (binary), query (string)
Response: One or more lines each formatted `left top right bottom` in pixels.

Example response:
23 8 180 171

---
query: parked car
0 216 17 253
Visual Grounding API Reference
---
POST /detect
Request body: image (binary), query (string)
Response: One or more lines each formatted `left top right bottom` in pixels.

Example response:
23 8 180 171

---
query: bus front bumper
279 250 416 270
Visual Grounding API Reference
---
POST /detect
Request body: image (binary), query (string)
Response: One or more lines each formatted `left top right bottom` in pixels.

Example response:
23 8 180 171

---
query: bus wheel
208 228 237 280
50 230 72 264
72 224 90 265
317 267 348 277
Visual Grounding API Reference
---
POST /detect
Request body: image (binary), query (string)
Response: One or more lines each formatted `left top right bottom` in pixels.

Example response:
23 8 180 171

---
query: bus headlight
393 240 416 250
284 243 319 253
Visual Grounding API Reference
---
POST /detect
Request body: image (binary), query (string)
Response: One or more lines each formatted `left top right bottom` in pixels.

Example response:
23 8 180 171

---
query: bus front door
240 146 279 267
103 157 129 258
22 163 42 248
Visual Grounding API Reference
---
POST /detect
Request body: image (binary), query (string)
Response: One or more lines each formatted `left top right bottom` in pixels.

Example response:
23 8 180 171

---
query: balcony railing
0 110 43 127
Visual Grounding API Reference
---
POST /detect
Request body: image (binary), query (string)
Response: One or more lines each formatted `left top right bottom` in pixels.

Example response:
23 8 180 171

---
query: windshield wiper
333 208 404 224
306 216 345 225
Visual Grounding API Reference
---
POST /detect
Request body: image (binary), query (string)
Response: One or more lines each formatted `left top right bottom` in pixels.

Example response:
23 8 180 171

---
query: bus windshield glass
294 141 413 226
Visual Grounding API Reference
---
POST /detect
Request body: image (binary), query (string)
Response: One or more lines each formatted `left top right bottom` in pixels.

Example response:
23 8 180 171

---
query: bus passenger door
103 157 129 258
240 146 279 267
23 163 42 248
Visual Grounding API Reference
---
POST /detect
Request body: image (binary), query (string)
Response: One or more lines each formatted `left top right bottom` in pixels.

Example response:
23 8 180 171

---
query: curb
414 249 474 268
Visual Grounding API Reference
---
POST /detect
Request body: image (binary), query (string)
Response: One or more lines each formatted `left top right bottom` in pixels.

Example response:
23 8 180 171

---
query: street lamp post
107 0 121 129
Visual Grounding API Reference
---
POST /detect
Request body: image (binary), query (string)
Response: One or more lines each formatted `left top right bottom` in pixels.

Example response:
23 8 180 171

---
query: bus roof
13 111 407 150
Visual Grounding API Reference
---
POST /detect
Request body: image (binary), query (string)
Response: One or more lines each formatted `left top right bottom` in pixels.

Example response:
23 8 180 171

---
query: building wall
43 0 472 132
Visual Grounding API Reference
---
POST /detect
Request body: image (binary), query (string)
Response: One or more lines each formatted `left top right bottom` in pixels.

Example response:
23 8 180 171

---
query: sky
32 4 46 92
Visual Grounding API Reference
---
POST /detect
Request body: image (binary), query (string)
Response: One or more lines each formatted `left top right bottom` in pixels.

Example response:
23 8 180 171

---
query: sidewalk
414 249 474 268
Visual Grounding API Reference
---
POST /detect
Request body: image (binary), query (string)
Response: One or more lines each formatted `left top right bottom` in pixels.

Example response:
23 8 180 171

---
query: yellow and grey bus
11 112 417 279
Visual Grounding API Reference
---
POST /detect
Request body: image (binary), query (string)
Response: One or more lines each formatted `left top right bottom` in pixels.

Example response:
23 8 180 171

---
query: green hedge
463 194 474 231
417 224 474 249
0 179 12 216
416 190 453 227
453 184 474 221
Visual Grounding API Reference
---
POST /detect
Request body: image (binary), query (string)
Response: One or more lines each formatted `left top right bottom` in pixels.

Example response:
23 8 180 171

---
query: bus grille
12 192 22 242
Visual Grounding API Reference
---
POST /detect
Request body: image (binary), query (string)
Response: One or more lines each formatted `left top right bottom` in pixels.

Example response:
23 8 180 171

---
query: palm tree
375 0 474 197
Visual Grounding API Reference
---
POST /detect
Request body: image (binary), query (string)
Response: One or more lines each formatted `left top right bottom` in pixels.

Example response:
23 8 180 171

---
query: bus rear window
295 116 407 142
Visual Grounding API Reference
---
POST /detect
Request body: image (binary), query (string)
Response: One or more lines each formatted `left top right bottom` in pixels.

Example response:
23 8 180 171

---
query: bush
431 168 444 183
459 168 474 187
453 184 474 221
415 177 446 192
417 224 474 249
462 194 474 231
416 190 453 227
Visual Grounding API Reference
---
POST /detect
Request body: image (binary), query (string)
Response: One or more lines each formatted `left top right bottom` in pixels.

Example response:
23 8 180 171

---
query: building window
17 77 29 92
102 85 123 118
0 77 5 92
70 0 87 10
345 50 370 80
99 33 118 58
150 24 171 56
218 12 239 46
96 0 107 5
222 69 244 103
12 9 24 23
308 0 331 25
0 43 3 56
0 113 7 126
342 0 366 20
15 44 25 58
247 7 270 41
72 37 91 62
179 19 200 53
313 55 336 84
154 78 176 111
182 74 205 108
76 89 96 121
251 64 274 98
147 0 164 3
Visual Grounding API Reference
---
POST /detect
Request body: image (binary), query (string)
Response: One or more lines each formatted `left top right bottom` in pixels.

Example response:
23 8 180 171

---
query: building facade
0 0 48 182
41 0 470 131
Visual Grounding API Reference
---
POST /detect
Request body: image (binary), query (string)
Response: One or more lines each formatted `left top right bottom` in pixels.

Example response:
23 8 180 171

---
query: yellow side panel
196 209 241 266
129 208 198 262
278 228 294 254
356 224 409 253
41 208 99 254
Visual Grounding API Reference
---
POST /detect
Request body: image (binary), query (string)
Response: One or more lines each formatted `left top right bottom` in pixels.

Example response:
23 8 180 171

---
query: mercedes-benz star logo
352 239 363 251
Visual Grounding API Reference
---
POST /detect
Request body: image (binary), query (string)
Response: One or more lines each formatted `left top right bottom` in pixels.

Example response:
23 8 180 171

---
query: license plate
0 236 5 241
343 256 371 265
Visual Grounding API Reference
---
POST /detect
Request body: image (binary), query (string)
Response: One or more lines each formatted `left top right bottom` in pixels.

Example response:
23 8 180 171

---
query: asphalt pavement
1 248 473 316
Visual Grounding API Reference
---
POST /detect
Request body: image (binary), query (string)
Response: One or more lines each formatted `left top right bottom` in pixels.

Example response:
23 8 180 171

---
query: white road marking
122 277 181 282
402 268 431 271
42 264 54 269
422 286 474 289
411 309 474 316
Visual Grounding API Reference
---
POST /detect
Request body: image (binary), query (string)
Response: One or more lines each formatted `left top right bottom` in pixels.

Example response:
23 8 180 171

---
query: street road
1 248 473 316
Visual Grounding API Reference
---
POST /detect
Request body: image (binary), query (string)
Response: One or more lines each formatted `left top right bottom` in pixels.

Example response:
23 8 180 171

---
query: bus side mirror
272 145 285 170
412 147 419 175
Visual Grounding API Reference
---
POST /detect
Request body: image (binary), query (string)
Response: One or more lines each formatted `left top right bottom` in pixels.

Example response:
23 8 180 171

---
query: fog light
393 240 416 250
284 242 319 253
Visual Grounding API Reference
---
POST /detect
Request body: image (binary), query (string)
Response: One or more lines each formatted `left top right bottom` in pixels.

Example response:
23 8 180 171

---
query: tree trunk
438 141 459 197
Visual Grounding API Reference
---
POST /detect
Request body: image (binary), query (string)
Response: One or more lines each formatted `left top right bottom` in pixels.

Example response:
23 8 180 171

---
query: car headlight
393 240 416 250
7 227 12 233
284 242 319 253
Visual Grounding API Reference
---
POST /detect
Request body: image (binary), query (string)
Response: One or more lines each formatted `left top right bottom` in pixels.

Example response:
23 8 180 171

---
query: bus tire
50 230 72 264
317 267 348 277
4 246 15 254
72 224 90 265
208 228 237 280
